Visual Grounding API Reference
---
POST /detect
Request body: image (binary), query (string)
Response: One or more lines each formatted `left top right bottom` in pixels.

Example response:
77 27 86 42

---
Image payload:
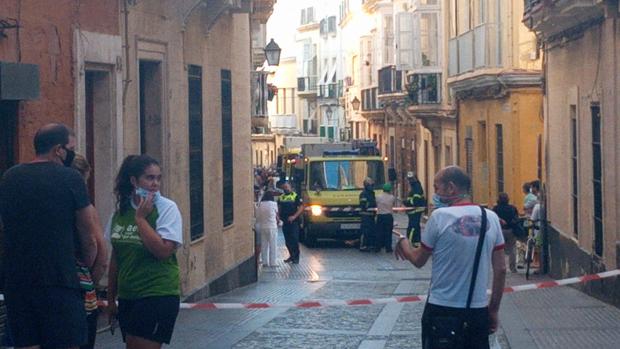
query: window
395 12 414 70
384 15 394 65
420 13 439 67
328 16 337 34
457 0 471 35
301 7 315 25
495 124 504 193
320 18 327 35
139 60 163 162
465 126 473 177
361 87 378 110
309 160 385 191
478 121 487 162
591 105 603 256
407 74 440 104
251 72 268 117
188 65 204 240
570 105 578 238
221 70 234 227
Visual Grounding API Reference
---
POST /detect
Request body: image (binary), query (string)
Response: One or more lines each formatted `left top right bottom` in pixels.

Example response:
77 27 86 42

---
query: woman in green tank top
106 155 183 348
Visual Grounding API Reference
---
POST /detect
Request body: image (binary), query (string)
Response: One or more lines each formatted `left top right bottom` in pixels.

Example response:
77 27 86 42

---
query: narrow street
96 214 620 349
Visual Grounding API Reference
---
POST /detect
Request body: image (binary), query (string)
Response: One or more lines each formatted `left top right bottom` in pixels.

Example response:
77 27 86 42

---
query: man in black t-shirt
0 123 103 349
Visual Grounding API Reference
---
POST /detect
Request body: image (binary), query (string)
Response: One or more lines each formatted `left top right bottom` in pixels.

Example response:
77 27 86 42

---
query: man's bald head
435 166 471 193
33 123 73 155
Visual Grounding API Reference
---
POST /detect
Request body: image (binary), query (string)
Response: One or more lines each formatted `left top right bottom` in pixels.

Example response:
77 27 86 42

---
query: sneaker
284 258 293 263
359 247 370 252
292 260 299 264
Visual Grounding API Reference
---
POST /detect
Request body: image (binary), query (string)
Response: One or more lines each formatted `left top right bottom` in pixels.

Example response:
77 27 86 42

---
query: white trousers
260 226 278 267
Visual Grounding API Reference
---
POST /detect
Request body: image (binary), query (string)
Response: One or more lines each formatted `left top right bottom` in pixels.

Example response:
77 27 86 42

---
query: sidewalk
499 268 620 349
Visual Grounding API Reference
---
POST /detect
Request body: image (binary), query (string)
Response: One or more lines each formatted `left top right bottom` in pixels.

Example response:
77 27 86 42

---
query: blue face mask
432 193 467 208
135 187 161 204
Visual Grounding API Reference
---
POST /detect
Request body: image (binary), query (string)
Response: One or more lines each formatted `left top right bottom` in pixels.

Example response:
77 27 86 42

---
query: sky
266 0 298 59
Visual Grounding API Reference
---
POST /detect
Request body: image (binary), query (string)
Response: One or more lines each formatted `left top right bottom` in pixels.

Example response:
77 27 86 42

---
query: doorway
0 101 18 177
84 69 115 223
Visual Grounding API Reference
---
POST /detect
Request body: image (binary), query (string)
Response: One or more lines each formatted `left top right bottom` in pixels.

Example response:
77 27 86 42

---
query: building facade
524 0 620 305
447 0 543 206
1 0 276 300
350 0 456 198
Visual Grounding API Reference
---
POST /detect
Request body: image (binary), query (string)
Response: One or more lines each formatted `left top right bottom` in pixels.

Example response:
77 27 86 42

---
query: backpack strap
466 206 488 309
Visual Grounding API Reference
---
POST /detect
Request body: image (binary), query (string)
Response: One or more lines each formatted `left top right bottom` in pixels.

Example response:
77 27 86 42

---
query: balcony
448 23 501 77
297 76 318 96
318 82 342 99
361 87 378 111
378 66 403 95
523 0 605 41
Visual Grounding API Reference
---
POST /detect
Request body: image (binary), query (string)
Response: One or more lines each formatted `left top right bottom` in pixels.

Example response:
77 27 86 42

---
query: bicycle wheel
525 237 535 280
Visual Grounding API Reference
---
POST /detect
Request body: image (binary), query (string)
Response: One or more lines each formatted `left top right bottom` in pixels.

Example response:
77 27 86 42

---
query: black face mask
62 146 75 167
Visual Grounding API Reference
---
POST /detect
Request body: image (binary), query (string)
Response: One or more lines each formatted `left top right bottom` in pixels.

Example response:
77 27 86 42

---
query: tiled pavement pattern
96 213 620 348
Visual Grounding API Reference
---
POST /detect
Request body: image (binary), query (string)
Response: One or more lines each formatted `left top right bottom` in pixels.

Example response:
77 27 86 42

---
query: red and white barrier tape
116 269 620 310
305 206 423 213
3 269 617 308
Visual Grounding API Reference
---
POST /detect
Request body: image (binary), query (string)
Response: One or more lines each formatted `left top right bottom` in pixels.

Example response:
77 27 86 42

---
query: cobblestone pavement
96 213 620 348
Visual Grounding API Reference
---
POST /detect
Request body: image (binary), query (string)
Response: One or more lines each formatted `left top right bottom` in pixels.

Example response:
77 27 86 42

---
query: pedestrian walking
359 177 377 252
404 172 426 246
255 191 280 267
278 182 303 264
71 153 108 349
395 166 507 349
0 123 102 348
106 155 183 348
376 183 397 252
493 193 520 273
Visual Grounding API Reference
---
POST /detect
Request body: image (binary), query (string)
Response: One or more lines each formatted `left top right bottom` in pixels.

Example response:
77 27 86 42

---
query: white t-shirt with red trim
421 204 505 308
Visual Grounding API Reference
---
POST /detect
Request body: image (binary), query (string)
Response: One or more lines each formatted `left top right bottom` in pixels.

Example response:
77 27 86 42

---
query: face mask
62 146 75 167
432 193 467 208
135 187 161 203
364 184 373 191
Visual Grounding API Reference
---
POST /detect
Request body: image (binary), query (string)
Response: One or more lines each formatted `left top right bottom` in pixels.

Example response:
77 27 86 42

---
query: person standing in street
0 123 102 349
376 183 397 252
71 153 108 349
395 166 507 349
106 155 183 349
493 192 520 273
359 177 377 252
278 182 303 264
404 172 426 246
255 191 280 267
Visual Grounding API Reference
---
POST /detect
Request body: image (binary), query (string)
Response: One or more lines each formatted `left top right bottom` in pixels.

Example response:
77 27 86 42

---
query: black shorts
118 296 180 344
4 286 87 348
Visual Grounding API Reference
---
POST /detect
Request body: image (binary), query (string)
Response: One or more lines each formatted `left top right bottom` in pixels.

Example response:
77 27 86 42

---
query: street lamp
264 38 282 66
351 96 361 111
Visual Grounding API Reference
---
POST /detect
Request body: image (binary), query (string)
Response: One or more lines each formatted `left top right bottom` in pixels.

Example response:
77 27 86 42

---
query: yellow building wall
458 90 543 208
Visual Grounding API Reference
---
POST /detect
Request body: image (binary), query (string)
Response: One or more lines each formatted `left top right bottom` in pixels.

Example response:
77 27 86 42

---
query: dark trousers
376 214 394 250
422 303 490 349
360 214 376 249
80 309 99 349
282 223 300 261
407 212 423 243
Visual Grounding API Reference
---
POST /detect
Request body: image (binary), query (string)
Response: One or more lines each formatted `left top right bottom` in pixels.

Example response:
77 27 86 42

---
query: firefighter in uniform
278 182 304 264
404 172 426 246
359 177 377 252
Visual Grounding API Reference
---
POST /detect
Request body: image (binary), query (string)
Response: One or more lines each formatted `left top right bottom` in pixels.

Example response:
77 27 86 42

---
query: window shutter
412 13 422 68
396 12 414 71
301 9 306 25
